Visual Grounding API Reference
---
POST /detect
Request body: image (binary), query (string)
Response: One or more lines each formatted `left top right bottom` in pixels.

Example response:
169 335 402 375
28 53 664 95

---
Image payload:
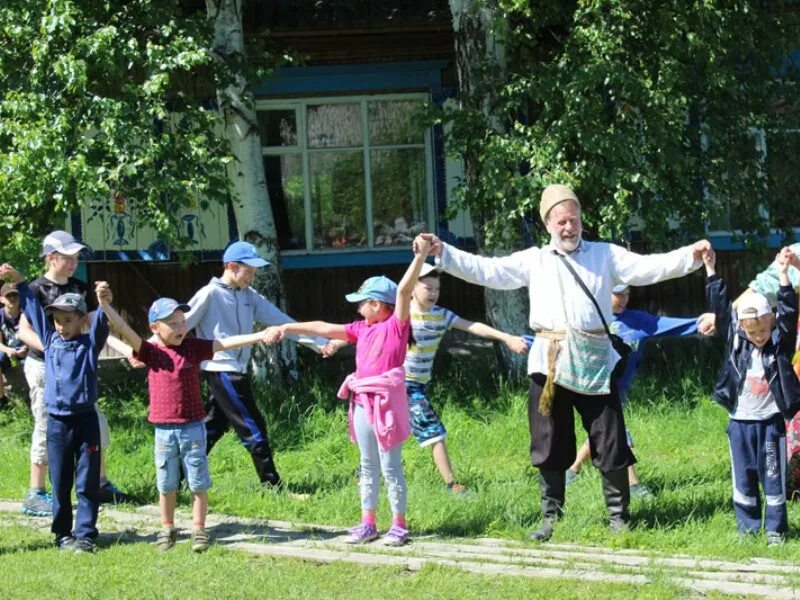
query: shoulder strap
555 252 614 339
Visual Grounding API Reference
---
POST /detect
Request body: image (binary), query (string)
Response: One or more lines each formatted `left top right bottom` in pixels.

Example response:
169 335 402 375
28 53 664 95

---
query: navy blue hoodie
707 275 800 420
19 282 109 416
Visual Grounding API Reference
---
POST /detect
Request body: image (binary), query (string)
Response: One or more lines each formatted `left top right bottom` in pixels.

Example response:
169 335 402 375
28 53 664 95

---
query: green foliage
0 0 230 253
441 0 800 250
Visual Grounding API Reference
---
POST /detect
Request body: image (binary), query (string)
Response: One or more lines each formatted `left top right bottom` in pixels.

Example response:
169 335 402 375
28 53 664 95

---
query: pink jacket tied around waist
337 367 410 452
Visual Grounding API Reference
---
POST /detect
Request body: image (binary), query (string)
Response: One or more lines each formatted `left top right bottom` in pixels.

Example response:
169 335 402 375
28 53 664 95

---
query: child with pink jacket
276 240 431 546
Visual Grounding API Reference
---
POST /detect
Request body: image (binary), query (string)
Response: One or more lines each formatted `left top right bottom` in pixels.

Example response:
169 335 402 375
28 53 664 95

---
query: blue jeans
154 421 211 493
47 411 101 539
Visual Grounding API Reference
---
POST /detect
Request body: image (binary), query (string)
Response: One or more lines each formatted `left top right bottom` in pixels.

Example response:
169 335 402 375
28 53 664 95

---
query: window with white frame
257 95 434 252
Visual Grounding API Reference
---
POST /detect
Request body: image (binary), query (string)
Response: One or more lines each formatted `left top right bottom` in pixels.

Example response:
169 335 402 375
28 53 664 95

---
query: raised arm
775 247 798 354
395 240 430 322
416 233 530 291
96 281 142 353
451 317 529 354
610 240 707 288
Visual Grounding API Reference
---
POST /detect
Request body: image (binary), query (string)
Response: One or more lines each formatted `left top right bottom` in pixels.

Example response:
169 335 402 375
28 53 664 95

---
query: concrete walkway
2 500 799 598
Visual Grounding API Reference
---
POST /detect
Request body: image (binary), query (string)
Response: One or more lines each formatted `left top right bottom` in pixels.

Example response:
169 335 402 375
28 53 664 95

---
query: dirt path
2 500 799 598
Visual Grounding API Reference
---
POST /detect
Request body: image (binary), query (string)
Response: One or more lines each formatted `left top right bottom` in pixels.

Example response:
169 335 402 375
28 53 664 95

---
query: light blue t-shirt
749 242 800 303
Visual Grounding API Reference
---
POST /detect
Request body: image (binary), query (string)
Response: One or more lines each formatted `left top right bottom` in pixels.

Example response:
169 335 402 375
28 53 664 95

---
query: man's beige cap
540 184 580 222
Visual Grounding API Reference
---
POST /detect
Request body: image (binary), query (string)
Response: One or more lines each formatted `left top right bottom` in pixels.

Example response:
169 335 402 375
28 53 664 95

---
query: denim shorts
407 381 447 447
154 421 212 493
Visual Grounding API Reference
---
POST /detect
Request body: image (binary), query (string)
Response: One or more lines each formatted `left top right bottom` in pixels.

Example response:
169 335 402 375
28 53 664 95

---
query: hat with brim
148 298 191 324
539 184 581 222
41 230 87 257
46 293 87 314
612 284 629 294
1 283 18 297
737 292 772 321
419 263 438 278
345 275 398 305
223 241 269 267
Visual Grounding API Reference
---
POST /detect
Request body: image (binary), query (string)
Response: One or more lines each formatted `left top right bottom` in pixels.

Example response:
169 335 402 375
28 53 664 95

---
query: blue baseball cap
223 241 269 267
345 276 398 305
612 285 629 294
148 298 190 324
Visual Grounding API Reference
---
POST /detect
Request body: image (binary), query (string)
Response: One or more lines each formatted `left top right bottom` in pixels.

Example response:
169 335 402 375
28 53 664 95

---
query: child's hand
505 335 529 354
413 234 432 257
414 233 442 256
95 281 112 306
322 339 348 358
261 326 284 345
697 312 716 336
777 246 798 272
0 263 23 283
692 239 713 264
127 355 146 369
701 246 716 276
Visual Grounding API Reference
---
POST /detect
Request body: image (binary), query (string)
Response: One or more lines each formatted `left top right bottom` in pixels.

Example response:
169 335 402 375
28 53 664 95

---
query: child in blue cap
274 239 432 546
99 291 278 553
0 263 110 553
176 240 326 488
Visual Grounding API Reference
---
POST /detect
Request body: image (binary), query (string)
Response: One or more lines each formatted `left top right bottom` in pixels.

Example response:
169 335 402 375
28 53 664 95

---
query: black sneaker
73 538 97 554
97 480 131 504
55 535 76 551
260 472 282 489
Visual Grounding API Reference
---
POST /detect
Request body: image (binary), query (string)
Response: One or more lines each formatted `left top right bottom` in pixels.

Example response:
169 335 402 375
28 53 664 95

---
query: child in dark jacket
1 263 110 553
705 246 800 546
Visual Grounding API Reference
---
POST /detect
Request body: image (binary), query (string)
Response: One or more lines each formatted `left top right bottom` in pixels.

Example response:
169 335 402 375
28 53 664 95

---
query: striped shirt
404 306 458 384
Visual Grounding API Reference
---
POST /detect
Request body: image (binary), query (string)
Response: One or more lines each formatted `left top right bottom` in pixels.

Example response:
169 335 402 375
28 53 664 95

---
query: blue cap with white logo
148 298 190 324
345 276 398 305
223 241 269 267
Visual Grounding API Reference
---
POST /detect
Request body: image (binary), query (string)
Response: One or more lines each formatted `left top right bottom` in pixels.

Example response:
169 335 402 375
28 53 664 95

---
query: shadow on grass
0 539 54 555
99 520 344 549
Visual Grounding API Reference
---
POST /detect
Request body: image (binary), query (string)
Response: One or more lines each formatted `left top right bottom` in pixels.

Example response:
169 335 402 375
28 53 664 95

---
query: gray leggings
353 403 407 515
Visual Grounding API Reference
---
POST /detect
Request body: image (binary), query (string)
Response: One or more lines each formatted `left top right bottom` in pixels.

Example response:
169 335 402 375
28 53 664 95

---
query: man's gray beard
552 233 582 253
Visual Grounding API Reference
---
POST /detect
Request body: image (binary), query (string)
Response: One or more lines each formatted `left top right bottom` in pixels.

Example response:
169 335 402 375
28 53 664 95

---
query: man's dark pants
528 373 635 523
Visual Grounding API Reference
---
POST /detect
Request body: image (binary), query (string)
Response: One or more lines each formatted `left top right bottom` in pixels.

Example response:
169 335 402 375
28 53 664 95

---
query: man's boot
529 469 565 542
601 468 630 532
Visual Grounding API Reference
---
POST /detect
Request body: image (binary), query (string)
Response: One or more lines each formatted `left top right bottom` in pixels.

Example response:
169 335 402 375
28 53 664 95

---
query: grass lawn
1 336 799 597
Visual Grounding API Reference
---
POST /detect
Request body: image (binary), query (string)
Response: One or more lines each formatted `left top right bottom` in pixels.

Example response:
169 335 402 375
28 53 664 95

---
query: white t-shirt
731 348 780 420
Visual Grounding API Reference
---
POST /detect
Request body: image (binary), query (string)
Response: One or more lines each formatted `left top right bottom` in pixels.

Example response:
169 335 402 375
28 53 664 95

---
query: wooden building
77 2 796 331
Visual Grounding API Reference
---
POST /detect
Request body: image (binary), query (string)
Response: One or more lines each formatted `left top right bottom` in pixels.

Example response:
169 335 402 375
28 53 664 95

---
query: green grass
1 337 799 596
0 523 687 600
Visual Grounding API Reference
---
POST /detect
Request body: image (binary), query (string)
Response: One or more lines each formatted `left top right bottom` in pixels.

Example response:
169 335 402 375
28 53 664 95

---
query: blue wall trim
708 231 800 251
254 60 449 96
281 250 413 269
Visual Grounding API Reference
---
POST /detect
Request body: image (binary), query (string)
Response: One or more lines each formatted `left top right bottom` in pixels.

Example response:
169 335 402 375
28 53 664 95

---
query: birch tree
448 0 530 375
207 0 297 380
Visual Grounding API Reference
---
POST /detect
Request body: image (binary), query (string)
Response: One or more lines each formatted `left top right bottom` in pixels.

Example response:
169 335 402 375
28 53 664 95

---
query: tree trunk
449 0 530 377
207 0 297 382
